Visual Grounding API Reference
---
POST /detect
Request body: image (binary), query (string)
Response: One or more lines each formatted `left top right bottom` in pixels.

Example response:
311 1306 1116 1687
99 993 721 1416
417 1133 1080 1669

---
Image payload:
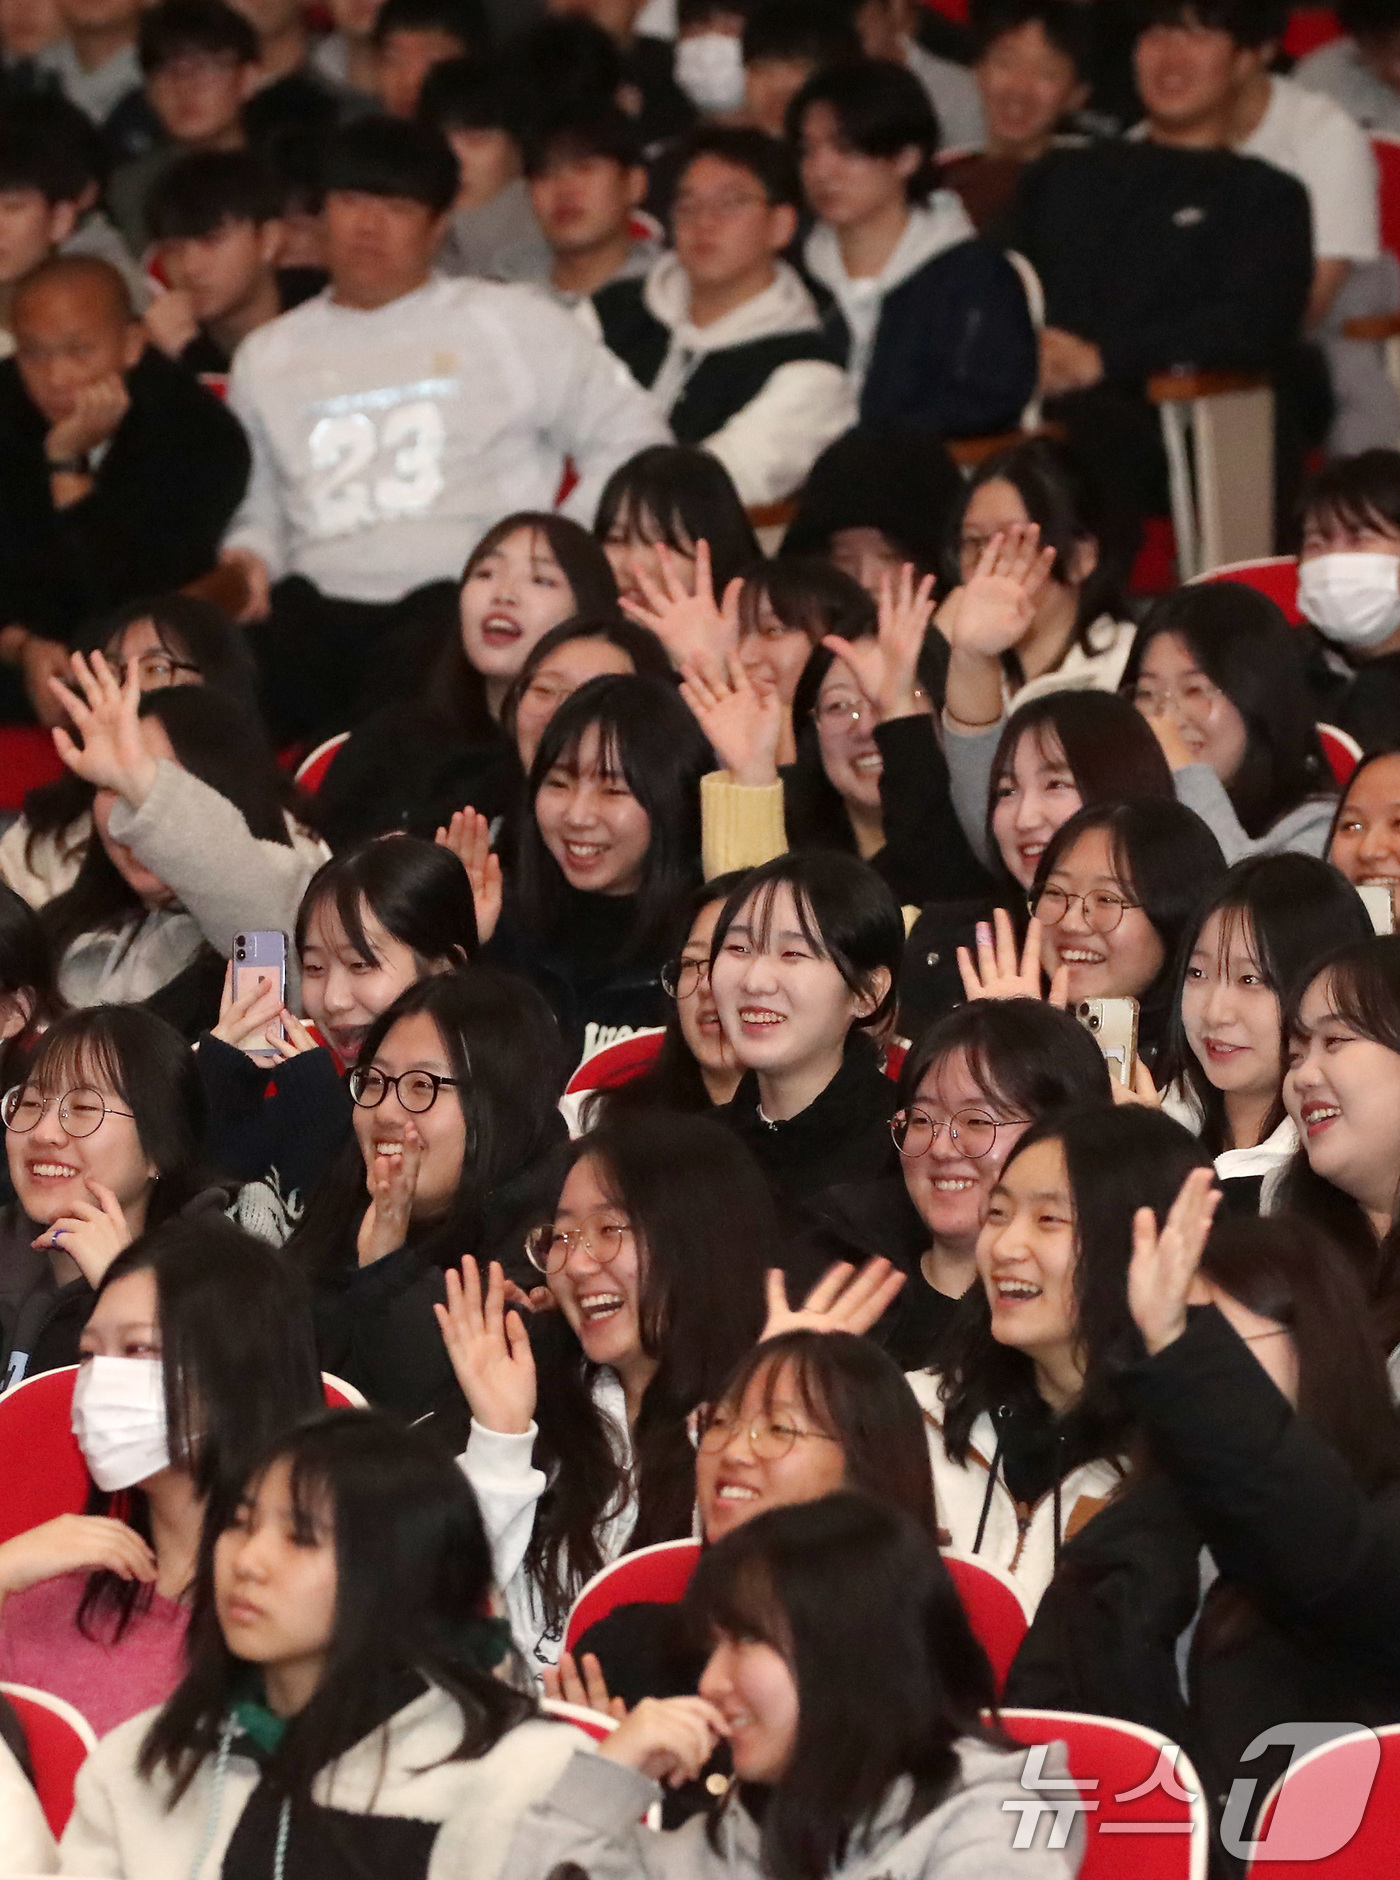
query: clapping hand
680 650 782 786
435 806 503 945
760 1258 906 1341
49 651 158 804
957 907 1069 1007
619 541 742 668
434 1256 538 1435
357 1121 423 1266
1127 1166 1221 1355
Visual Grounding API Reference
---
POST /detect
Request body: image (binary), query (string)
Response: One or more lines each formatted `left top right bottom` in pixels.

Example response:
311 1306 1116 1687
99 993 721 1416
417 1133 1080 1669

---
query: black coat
1005 1308 1400 1870
0 346 249 640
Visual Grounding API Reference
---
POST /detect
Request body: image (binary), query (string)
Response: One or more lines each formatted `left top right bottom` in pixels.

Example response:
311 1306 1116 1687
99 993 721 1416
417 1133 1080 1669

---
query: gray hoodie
501 1741 1084 1880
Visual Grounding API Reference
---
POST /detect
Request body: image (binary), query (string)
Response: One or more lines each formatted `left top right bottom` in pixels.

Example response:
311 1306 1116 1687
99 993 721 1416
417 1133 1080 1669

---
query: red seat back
1191 556 1303 623
0 1368 364 1544
942 1552 1032 1695
1282 6 1343 57
0 1682 97 1838
540 1697 618 1743
1373 135 1400 265
564 1030 666 1096
1246 1724 1400 1874
293 731 351 794
0 728 66 815
563 1539 703 1655
1318 723 1362 788
999 1708 1208 1879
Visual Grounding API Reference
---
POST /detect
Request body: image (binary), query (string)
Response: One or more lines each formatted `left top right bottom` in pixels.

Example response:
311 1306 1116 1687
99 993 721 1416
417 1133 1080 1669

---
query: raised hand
212 962 318 1064
948 525 1057 662
1128 1166 1221 1355
823 562 936 723
956 908 1069 1008
31 1181 131 1288
356 1121 423 1266
0 1513 156 1602
679 650 782 786
434 1256 538 1435
48 650 157 803
599 1695 729 1786
761 1257 906 1342
435 806 502 945
542 1649 628 1722
619 540 742 668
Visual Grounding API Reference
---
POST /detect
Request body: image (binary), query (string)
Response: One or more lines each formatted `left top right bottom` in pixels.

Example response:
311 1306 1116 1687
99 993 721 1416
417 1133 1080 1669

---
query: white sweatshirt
459 1369 637 1675
224 275 671 603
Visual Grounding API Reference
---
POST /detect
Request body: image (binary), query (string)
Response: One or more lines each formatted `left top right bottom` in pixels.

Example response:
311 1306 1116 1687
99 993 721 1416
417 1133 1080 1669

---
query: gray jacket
1170 764 1335 863
501 1741 1084 1880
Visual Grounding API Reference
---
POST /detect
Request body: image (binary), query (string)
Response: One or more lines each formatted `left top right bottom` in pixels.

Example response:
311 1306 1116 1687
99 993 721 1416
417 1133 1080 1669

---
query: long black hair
1030 799 1227 1062
687 1495 1006 1880
945 436 1127 678
707 1332 937 1537
514 674 711 961
21 593 267 871
11 1004 217 1225
295 835 480 972
595 445 761 597
1123 583 1333 840
288 970 566 1280
592 870 752 1118
1158 853 1374 1156
78 1217 323 1639
1277 934 1400 1350
430 511 620 739
526 1110 773 1636
140 1409 535 1803
0 882 64 1086
42 686 293 962
938 1104 1213 1464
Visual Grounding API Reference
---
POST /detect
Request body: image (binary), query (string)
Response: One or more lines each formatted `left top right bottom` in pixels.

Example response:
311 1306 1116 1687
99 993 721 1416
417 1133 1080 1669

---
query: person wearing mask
941 0 1091 233
1297 448 1400 749
0 1219 323 1735
61 1410 592 1879
0 254 249 726
217 115 668 744
672 0 748 123
1127 584 1338 862
417 52 554 282
524 104 657 306
590 125 855 508
794 57 1036 434
1157 854 1373 1200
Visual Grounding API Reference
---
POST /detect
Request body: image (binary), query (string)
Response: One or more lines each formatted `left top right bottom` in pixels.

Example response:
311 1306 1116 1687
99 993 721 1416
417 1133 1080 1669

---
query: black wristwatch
46 453 91 475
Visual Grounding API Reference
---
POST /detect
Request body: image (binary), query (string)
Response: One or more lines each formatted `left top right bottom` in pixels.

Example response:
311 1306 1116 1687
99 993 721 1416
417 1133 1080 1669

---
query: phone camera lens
236 947 246 959
1088 1014 1099 1031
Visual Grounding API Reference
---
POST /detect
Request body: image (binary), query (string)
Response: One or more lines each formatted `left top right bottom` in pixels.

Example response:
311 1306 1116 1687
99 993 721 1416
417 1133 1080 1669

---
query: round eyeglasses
661 956 710 1000
2 1085 135 1138
347 1067 461 1114
890 1106 1030 1161
697 1410 842 1461
525 1210 632 1276
1034 885 1140 935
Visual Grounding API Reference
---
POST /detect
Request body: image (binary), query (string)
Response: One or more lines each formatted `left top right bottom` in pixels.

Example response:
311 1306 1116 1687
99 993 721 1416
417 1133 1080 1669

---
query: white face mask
674 32 746 114
1297 551 1400 652
71 1355 171 1492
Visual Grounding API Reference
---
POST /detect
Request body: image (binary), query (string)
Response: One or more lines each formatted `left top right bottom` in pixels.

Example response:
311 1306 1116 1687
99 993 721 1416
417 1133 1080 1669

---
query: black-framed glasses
108 653 201 689
1034 885 1140 935
2 1085 135 1138
697 1409 842 1461
661 956 710 1000
347 1067 462 1114
890 1106 1030 1161
525 1210 633 1275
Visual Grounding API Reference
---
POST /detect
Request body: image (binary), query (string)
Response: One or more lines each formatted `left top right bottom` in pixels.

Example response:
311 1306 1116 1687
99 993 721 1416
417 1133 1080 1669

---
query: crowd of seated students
5 0 1400 1875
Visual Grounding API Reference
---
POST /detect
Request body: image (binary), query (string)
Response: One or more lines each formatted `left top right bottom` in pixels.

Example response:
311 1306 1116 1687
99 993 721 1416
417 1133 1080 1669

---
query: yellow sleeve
701 770 787 881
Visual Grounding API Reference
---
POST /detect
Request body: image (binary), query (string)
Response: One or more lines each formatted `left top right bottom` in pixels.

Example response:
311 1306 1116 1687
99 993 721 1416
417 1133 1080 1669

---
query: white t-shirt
224 274 669 603
1238 73 1379 261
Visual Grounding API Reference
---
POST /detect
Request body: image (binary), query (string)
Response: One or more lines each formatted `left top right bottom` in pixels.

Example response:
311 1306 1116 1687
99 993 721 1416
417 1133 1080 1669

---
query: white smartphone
1359 885 1396 937
1076 996 1139 1089
231 931 287 1058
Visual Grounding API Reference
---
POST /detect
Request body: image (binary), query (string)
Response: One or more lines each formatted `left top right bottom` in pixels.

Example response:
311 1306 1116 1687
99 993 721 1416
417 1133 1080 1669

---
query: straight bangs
728 873 834 967
27 1027 131 1107
542 713 628 788
1322 955 1400 1055
687 1547 792 1660
234 1440 334 1552
713 1340 837 1436
612 494 693 557
296 871 381 969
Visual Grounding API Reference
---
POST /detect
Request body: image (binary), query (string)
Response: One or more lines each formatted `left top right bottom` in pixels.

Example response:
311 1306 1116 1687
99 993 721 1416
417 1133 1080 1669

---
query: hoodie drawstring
274 1795 290 1880
186 1717 237 1880
972 1423 1007 1556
